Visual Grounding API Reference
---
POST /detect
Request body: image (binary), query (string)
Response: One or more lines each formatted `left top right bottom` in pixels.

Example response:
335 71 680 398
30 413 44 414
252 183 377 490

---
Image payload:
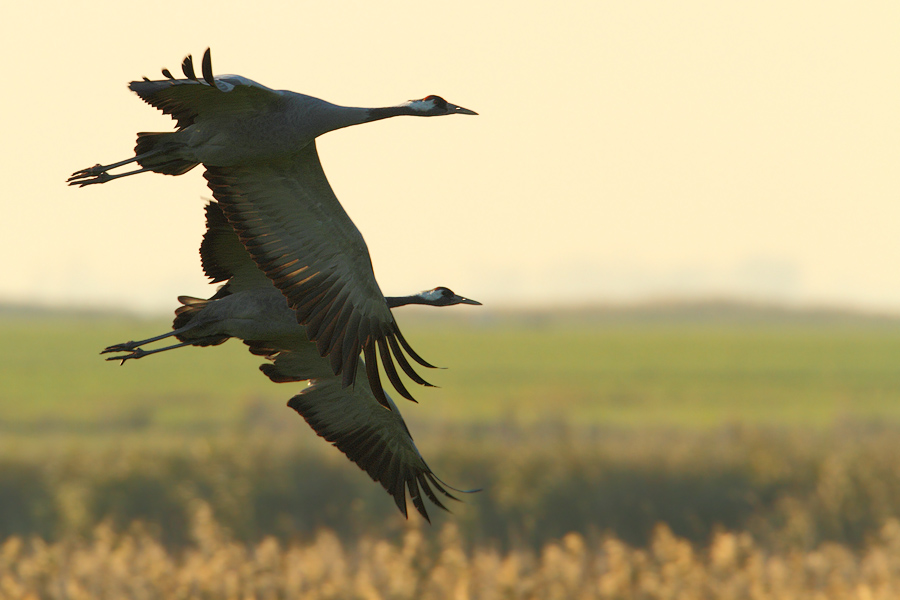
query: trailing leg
101 326 187 356
104 340 196 364
68 131 199 186
69 165 158 187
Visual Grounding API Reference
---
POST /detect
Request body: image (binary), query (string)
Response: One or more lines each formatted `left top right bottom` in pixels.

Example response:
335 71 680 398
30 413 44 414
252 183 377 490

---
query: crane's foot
68 168 112 187
101 341 141 354
104 347 148 364
69 164 106 179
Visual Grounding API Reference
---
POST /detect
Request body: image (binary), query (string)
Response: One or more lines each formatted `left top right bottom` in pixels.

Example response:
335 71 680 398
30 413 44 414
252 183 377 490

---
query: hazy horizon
6 291 900 321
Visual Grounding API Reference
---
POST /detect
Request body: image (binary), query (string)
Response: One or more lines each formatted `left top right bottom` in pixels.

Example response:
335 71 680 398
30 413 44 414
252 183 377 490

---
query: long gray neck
307 102 418 139
366 105 418 122
385 294 431 308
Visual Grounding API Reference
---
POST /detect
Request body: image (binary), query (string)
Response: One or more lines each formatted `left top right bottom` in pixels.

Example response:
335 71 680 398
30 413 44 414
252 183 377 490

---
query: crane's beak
453 295 482 305
448 103 478 116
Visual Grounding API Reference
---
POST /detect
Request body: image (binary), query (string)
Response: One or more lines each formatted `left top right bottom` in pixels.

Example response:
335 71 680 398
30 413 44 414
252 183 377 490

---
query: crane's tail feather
134 132 198 175
172 296 209 331
171 296 229 346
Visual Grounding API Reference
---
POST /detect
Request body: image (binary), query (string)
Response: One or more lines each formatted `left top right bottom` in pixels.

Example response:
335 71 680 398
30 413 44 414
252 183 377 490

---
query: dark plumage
101 201 480 520
70 48 478 408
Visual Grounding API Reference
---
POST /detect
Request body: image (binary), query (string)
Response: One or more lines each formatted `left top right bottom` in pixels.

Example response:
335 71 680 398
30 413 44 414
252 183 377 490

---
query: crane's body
185 287 300 342
130 90 406 170
102 200 480 520
69 50 475 183
70 49 478 410
107 278 479 365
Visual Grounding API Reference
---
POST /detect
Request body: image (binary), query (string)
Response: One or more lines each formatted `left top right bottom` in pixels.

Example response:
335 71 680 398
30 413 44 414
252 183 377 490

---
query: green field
4 304 900 554
4 306 900 433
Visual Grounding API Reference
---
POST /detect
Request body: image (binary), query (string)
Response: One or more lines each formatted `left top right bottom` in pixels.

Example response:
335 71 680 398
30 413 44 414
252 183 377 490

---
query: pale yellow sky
3 1 899 312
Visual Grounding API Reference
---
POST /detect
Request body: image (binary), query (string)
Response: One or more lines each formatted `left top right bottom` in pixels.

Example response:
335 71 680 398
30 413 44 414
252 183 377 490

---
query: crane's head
406 95 478 116
418 287 482 306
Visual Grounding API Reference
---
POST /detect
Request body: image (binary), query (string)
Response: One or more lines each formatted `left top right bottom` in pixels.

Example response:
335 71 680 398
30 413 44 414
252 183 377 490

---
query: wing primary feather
355 441 387 469
420 473 452 510
267 257 301 274
407 478 430 523
285 274 331 313
294 288 330 324
342 312 363 359
289 271 330 295
363 340 390 410
324 323 351 379
317 301 351 375
394 326 439 369
161 68 174 80
341 338 361 388
430 471 481 497
316 296 350 359
387 335 435 387
201 48 216 87
348 428 381 461
307 295 340 343
341 426 374 455
369 454 394 489
426 472 465 501
377 338 416 403
392 483 409 517
182 54 197 80
306 286 345 342
288 283 328 313
384 455 403 497
243 237 287 255
325 304 353 358
351 317 373 359
329 333 345 375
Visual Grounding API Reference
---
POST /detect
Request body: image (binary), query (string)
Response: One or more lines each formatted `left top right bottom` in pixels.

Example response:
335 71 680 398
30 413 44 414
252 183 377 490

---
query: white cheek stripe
409 99 437 113
420 289 444 302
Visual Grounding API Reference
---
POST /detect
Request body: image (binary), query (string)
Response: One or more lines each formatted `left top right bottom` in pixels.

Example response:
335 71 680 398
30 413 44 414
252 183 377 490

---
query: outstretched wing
204 141 436 410
272 353 461 521
128 49 283 130
200 200 273 293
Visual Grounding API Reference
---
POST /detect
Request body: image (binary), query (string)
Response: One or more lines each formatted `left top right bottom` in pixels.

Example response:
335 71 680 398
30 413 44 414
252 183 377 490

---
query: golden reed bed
4 503 900 600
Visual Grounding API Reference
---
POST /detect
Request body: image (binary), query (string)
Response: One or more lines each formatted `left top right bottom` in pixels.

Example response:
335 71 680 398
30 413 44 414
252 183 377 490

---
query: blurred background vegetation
4 302 900 558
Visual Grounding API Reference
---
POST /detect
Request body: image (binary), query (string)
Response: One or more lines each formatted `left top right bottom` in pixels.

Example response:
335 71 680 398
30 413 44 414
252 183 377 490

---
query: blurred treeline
5 422 900 552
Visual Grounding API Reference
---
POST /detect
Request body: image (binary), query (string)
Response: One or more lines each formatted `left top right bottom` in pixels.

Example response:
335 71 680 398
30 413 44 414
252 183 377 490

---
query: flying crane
70 49 478 407
103 200 481 520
